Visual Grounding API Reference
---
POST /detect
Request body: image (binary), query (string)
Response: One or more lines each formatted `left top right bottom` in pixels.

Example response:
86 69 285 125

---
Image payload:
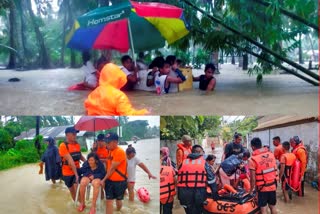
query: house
14 125 95 149
249 115 319 182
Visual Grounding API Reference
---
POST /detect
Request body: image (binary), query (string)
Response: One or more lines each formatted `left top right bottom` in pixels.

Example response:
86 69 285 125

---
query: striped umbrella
66 0 189 55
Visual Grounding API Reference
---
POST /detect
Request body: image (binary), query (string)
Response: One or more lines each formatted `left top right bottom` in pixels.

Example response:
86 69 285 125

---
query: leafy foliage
160 116 221 141
0 138 46 170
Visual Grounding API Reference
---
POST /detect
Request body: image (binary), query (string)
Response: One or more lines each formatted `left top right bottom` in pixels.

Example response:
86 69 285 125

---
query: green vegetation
1 0 318 85
0 116 75 170
0 138 46 170
160 116 221 142
220 117 258 142
96 116 160 141
160 116 258 143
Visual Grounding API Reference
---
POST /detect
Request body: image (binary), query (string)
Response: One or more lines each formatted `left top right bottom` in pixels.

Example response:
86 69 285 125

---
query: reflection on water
0 139 159 214
173 143 318 214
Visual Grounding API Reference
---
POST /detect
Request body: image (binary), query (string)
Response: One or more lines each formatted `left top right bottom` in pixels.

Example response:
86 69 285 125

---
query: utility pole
35 116 41 157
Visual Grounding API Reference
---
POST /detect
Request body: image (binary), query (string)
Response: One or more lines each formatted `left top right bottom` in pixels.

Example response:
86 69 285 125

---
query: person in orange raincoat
84 63 149 115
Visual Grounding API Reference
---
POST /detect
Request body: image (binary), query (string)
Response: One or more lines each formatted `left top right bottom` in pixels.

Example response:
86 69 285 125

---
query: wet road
0 64 317 115
0 138 159 214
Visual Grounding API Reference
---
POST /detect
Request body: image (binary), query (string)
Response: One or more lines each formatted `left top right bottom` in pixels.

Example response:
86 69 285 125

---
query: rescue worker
279 141 296 202
272 136 285 162
160 161 176 214
84 63 149 115
59 127 86 201
177 145 218 214
176 135 192 169
222 132 244 161
94 134 108 163
218 153 246 187
290 136 308 197
100 133 127 214
249 137 278 214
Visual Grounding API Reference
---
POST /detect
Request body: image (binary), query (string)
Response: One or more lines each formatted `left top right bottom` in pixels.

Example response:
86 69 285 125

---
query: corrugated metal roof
14 125 87 141
253 116 318 131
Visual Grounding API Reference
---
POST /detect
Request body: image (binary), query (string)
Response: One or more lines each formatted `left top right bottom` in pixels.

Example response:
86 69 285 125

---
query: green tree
0 129 14 150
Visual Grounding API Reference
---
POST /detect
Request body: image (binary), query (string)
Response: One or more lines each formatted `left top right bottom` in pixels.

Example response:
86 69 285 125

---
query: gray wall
250 121 318 182
160 139 200 165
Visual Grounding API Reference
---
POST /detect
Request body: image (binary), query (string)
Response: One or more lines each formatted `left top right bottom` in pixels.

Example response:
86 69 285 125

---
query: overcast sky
73 116 159 127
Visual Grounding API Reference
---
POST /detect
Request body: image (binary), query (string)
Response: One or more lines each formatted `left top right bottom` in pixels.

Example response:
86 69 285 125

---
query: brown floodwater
0 139 159 214
172 142 318 214
0 64 317 115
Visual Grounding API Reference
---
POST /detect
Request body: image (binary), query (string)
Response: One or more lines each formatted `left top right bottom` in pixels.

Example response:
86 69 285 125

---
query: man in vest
160 162 176 214
290 136 308 197
100 132 127 214
249 137 278 214
279 141 296 202
272 136 285 162
177 145 218 214
218 153 247 187
176 135 192 169
59 126 86 201
222 132 244 161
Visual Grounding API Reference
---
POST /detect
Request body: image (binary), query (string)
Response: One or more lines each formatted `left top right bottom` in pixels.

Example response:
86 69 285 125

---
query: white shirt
127 156 142 182
121 66 131 76
168 69 179 93
155 72 168 95
82 61 97 88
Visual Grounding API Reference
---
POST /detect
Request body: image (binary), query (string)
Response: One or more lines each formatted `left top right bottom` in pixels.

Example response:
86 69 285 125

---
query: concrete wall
250 121 318 182
160 139 200 164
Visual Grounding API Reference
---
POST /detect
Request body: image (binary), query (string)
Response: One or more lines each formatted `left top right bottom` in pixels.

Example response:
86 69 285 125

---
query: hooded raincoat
84 63 149 115
41 137 62 181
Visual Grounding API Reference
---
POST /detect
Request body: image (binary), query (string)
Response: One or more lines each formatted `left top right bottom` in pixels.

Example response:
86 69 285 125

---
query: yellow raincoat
84 63 149 115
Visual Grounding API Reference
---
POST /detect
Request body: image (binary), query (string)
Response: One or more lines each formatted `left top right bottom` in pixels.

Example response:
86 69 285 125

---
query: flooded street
0 138 159 214
0 64 317 115
172 143 318 214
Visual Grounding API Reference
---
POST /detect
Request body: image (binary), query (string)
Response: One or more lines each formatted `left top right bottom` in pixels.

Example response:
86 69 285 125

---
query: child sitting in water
155 60 185 95
193 63 217 92
126 145 157 201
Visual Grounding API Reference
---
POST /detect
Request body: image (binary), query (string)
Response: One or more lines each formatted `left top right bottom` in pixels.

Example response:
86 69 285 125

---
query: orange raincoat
84 63 149 115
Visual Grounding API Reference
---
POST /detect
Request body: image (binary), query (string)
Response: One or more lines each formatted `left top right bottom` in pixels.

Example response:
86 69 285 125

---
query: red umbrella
75 116 119 132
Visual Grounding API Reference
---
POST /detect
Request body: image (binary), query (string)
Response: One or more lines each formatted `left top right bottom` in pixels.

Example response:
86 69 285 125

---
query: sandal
77 203 86 212
89 207 96 214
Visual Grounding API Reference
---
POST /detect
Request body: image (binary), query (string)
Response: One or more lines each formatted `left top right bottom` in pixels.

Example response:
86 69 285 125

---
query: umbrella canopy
66 0 189 53
75 116 119 132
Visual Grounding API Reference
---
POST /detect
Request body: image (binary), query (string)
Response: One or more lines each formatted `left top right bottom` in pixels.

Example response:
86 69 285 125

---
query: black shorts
105 180 127 200
281 176 290 190
257 191 277 207
63 175 76 188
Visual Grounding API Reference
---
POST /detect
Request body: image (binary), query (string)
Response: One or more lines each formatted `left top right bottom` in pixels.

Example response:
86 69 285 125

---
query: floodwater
0 138 159 214
0 64 317 115
172 143 318 214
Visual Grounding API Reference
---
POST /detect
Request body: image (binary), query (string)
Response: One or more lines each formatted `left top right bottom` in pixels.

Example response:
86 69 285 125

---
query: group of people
39 126 156 214
81 51 217 94
82 52 217 115
160 133 308 214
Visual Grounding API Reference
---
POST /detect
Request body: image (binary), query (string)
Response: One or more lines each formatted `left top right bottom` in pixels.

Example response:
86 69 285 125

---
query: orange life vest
160 166 176 202
61 142 81 166
292 143 308 165
177 156 207 188
282 153 296 178
177 143 192 161
251 148 277 190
